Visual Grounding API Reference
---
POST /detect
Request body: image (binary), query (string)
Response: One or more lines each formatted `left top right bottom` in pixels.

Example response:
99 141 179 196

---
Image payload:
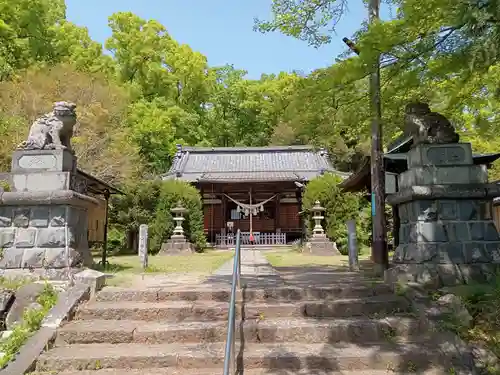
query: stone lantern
160 201 194 255
171 201 188 238
306 200 340 256
311 200 325 236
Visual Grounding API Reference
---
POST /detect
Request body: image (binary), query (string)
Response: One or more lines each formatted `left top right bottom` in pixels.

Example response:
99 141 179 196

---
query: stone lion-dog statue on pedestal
17 101 77 152
404 102 460 146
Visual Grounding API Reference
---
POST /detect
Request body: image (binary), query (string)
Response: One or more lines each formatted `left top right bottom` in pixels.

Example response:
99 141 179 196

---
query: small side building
163 145 349 247
75 169 123 246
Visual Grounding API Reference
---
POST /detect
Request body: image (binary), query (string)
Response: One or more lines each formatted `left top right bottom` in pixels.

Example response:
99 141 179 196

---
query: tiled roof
340 148 500 193
163 145 350 182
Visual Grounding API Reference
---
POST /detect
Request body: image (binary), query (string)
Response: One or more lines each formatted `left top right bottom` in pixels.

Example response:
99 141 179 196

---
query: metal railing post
230 315 236 375
223 229 242 375
237 232 241 288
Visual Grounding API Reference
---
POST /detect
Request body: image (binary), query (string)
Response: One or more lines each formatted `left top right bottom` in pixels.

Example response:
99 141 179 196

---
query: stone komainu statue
404 102 460 146
17 101 77 152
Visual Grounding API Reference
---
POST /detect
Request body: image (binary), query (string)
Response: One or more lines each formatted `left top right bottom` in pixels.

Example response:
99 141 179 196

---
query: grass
92 250 233 285
264 247 372 268
0 282 58 368
0 276 31 291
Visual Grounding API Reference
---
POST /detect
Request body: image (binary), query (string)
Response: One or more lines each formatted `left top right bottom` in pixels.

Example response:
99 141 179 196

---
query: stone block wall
386 142 500 287
0 205 90 269
398 165 488 188
394 199 500 265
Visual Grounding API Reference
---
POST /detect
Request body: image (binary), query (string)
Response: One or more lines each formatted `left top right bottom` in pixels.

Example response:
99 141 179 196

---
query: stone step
30 368 471 375
77 295 409 321
95 283 392 303
57 316 423 345
35 341 470 373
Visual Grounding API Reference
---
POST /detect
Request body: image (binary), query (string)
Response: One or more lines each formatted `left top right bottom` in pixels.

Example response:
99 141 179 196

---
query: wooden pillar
200 186 205 228
221 191 227 232
274 193 280 232
295 188 305 246
101 189 110 268
249 187 253 238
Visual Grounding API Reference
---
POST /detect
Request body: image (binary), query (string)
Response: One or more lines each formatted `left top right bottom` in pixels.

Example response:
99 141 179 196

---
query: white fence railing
215 232 287 247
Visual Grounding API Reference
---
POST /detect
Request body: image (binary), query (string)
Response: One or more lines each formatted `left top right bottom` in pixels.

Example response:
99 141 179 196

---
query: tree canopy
254 0 500 178
1 1 498 179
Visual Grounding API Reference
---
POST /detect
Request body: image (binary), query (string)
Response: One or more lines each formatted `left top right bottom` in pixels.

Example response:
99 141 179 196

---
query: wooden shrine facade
163 145 349 247
200 181 302 246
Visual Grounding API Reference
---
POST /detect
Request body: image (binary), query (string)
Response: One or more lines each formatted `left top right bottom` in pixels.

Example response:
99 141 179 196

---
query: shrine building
162 145 349 247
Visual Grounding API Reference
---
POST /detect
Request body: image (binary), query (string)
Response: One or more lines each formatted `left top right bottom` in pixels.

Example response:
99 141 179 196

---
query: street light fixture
294 181 304 189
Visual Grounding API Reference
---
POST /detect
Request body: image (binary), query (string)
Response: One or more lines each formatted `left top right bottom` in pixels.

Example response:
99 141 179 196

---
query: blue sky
65 0 393 79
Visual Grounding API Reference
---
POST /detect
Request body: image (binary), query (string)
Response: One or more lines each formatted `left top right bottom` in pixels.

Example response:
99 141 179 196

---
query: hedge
302 173 370 254
108 179 206 254
149 179 206 252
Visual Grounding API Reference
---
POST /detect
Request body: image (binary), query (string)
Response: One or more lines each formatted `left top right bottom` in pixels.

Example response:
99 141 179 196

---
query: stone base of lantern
306 234 340 256
159 235 195 255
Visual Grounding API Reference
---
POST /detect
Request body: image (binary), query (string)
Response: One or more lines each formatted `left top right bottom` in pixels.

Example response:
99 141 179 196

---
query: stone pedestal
306 234 340 255
160 235 195 255
385 143 500 288
0 149 97 279
305 201 340 255
159 202 195 255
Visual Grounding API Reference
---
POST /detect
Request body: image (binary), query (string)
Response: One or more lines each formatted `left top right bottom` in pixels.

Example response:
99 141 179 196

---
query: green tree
0 64 141 183
257 0 500 175
150 180 206 253
254 0 348 47
110 180 206 254
302 173 369 253
51 21 115 74
106 12 213 111
127 98 179 174
0 0 112 79
204 66 301 147
108 181 163 253
0 0 66 79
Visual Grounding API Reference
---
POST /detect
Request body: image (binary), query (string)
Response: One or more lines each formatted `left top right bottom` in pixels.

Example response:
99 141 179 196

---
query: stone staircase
32 281 473 375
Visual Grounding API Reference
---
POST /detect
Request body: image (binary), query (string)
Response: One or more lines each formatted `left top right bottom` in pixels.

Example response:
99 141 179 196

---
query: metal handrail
222 229 242 375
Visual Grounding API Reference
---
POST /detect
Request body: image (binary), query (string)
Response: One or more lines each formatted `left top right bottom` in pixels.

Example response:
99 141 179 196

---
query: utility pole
368 0 388 274
343 0 388 274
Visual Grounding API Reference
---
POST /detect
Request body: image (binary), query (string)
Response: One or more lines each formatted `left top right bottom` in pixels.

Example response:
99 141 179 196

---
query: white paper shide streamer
223 194 276 217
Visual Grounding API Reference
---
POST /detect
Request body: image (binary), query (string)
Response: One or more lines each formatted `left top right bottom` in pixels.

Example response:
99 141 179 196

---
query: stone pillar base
159 236 195 255
306 235 340 256
385 263 500 288
386 142 500 288
11 149 76 173
0 190 98 274
0 267 83 281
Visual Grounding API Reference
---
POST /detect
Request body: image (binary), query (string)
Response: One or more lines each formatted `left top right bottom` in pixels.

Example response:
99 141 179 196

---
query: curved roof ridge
182 145 317 153
163 144 345 182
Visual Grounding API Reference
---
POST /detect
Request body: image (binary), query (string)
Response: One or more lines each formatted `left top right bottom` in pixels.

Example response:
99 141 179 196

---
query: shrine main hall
162 145 348 247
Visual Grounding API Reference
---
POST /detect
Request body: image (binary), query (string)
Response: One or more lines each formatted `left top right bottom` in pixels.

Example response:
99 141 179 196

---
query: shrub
149 179 206 253
108 180 163 254
303 173 369 254
106 227 127 255
109 179 206 254
0 283 57 368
